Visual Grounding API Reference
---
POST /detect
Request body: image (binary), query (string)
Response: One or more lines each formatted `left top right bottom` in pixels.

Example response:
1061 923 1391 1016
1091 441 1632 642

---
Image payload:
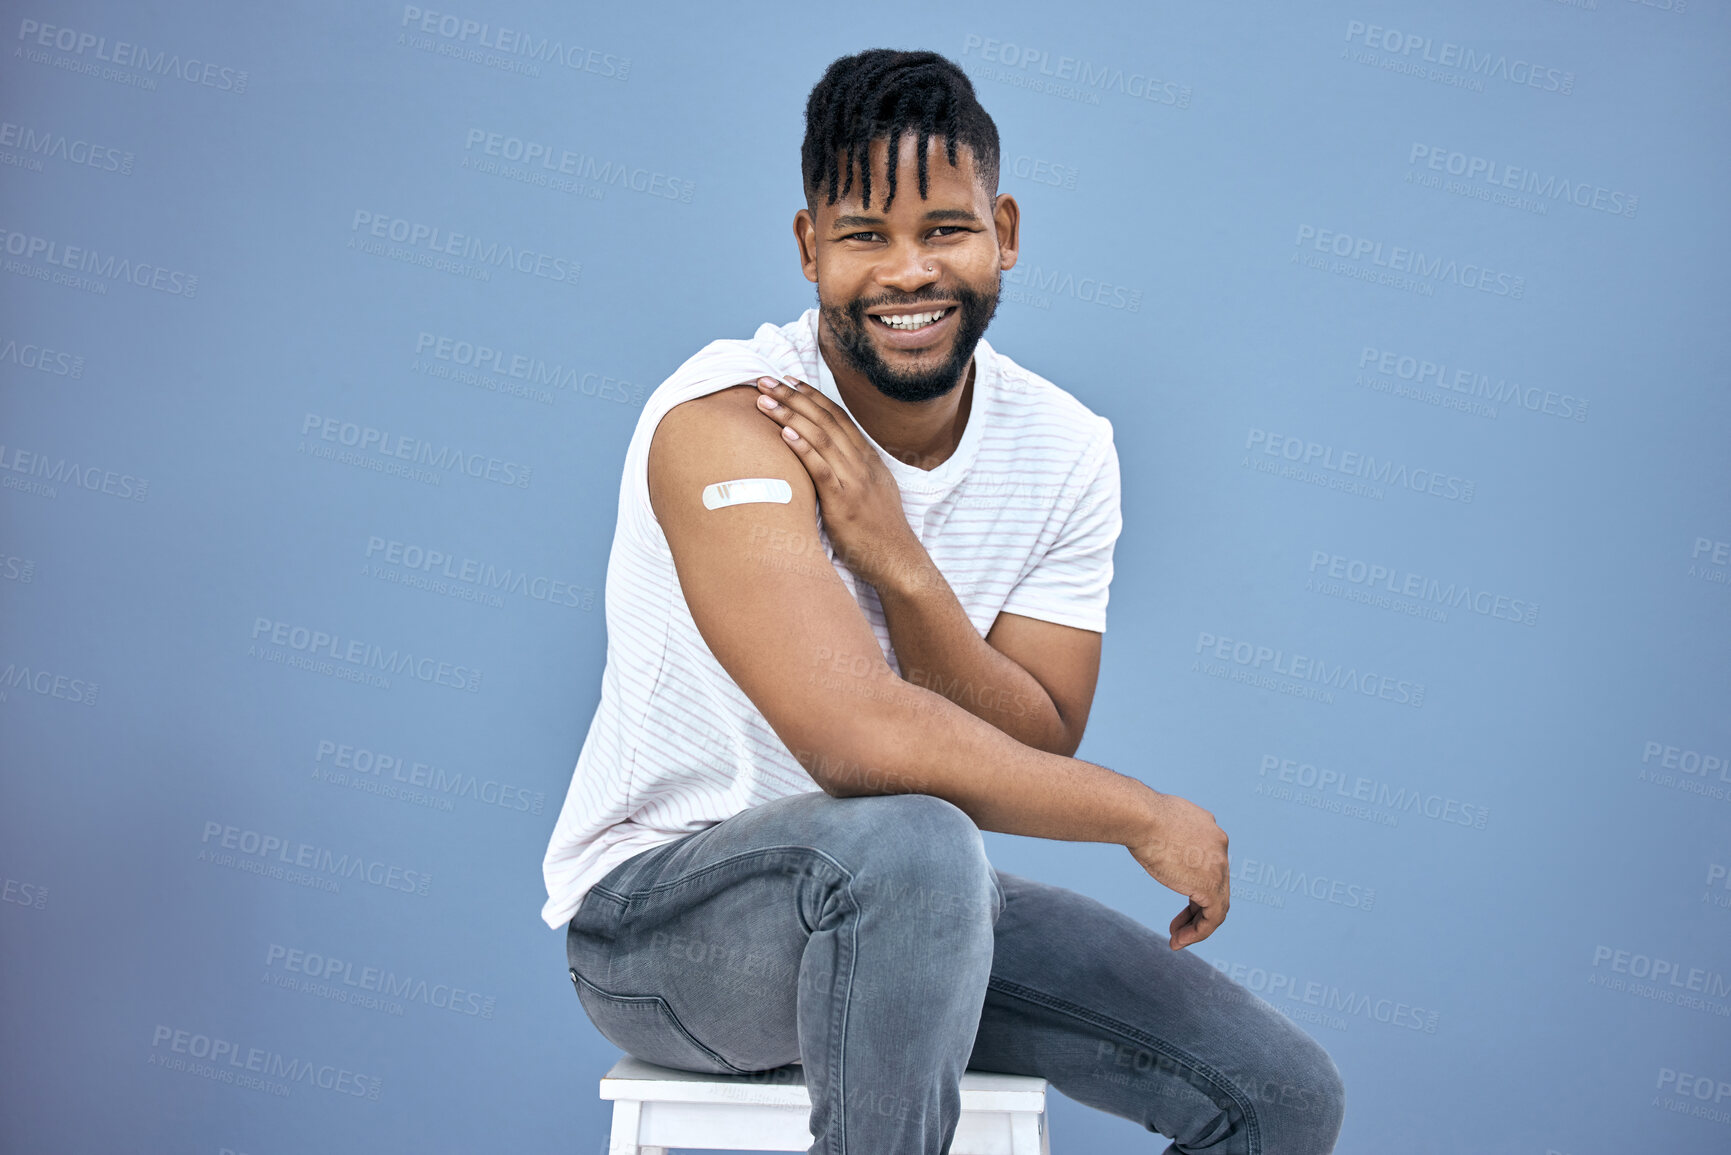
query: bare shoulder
648 384 816 531
638 384 893 789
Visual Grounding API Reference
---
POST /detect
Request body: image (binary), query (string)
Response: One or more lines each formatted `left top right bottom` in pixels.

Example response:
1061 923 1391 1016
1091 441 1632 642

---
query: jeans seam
985 976 1263 1154
822 870 859 1155
597 841 863 1153
607 845 852 907
569 971 753 1076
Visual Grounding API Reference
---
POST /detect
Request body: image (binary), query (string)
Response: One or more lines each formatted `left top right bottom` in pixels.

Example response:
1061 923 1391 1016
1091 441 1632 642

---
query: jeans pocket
571 972 742 1076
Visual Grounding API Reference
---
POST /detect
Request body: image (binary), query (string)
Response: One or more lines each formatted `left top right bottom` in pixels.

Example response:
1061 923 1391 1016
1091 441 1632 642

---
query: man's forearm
860 544 1075 753
793 660 1153 847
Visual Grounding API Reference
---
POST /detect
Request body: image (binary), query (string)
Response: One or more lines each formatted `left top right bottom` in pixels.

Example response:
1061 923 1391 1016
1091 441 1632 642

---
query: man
543 48 1345 1155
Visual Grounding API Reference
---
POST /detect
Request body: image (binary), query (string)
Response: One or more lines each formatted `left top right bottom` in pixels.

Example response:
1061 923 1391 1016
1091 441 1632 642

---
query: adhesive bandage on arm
701 478 793 510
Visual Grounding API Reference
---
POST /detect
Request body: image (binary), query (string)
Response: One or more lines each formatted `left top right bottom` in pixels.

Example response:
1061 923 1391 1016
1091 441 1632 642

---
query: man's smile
867 304 957 345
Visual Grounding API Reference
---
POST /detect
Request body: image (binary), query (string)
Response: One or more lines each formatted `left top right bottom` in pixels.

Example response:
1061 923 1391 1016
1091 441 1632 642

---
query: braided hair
801 49 1000 213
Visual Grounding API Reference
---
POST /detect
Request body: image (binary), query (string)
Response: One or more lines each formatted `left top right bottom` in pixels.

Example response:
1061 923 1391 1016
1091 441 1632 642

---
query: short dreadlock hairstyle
801 49 1000 214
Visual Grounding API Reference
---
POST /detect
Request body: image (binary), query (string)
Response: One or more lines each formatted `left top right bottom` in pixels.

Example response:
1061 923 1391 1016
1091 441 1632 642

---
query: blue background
3 2 1728 1152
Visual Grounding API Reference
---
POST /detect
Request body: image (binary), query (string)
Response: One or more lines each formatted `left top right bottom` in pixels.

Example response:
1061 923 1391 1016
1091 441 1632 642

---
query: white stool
599 1055 1050 1154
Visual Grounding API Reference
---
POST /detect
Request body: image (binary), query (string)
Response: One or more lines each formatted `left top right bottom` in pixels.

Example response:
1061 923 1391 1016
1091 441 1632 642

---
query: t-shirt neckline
805 308 990 495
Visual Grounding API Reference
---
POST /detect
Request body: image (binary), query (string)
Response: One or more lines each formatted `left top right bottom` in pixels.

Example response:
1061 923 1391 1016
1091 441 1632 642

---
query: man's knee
1249 1035 1345 1153
838 794 1000 924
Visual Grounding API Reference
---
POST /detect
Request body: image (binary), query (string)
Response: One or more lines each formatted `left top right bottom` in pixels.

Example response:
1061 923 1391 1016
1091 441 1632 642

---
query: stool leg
1008 1110 1047 1155
607 1099 644 1155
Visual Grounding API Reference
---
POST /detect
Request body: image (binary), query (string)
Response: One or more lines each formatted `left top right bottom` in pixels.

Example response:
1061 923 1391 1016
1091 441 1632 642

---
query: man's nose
878 242 939 293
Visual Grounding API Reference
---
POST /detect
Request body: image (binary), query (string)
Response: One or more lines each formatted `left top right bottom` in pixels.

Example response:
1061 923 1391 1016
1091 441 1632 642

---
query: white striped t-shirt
540 307 1121 928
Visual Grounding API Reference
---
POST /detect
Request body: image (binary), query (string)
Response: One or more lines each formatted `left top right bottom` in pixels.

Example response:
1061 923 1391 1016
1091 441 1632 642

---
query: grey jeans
566 791 1345 1154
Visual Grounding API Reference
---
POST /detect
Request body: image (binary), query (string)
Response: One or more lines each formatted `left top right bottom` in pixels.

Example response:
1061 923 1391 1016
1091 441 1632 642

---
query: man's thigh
566 790 1000 1075
970 873 1345 1151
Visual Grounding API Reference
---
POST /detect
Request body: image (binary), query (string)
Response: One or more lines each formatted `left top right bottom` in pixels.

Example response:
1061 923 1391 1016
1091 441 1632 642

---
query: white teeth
875 309 946 331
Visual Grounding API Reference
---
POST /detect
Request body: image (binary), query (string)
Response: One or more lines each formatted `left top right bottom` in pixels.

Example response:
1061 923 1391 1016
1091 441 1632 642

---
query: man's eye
931 226 966 237
843 231 881 242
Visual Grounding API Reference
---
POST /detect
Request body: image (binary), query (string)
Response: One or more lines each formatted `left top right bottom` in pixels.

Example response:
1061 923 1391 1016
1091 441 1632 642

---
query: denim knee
838 793 1002 927
1247 1032 1345 1154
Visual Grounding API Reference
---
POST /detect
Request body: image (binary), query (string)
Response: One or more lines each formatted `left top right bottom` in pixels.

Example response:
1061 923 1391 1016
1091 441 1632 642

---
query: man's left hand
753 375 921 591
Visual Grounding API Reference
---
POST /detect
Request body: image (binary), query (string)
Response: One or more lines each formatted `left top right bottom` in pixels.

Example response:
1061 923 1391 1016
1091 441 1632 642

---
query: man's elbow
781 702 927 798
1048 730 1083 759
792 742 918 798
1043 701 1089 758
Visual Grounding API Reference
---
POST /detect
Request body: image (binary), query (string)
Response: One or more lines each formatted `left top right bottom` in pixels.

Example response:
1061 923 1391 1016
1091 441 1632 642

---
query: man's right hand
1126 793 1231 950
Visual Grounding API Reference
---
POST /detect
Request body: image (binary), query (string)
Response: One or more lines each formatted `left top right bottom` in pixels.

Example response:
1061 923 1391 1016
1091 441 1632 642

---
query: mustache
850 289 954 313
830 285 984 353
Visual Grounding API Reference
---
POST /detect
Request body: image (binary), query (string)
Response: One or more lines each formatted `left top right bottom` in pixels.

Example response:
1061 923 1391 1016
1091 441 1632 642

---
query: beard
820 272 1001 403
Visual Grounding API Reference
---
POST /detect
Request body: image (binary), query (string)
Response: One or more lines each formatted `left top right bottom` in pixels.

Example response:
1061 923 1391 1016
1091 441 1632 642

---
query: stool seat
599 1055 1050 1154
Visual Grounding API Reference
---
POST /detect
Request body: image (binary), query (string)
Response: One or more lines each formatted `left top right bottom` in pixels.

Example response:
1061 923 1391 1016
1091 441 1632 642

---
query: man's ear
993 192 1021 271
794 208 819 283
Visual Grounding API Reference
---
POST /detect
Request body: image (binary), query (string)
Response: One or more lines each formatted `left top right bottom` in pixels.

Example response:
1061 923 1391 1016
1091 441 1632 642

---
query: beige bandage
702 478 793 510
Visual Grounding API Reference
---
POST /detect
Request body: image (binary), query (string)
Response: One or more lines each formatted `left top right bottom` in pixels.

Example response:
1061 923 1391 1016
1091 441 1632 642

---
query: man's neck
818 314 976 473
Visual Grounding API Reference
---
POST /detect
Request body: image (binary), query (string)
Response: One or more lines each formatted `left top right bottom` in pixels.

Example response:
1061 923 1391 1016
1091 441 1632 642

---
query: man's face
796 135 1019 404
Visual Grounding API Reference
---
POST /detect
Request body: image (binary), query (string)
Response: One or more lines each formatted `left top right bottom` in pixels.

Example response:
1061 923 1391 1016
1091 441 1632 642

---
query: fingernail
757 396 779 410
782 427 799 441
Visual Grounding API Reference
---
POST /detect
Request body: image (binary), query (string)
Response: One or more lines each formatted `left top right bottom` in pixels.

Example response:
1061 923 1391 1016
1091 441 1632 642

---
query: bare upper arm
985 611 1102 755
647 385 896 785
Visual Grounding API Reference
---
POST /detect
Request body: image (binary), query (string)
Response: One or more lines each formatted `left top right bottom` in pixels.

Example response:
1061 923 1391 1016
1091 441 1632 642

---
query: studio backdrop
2 2 1727 1152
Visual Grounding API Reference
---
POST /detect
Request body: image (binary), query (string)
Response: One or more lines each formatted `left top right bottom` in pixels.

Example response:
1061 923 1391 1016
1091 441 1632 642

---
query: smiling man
543 48 1344 1155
